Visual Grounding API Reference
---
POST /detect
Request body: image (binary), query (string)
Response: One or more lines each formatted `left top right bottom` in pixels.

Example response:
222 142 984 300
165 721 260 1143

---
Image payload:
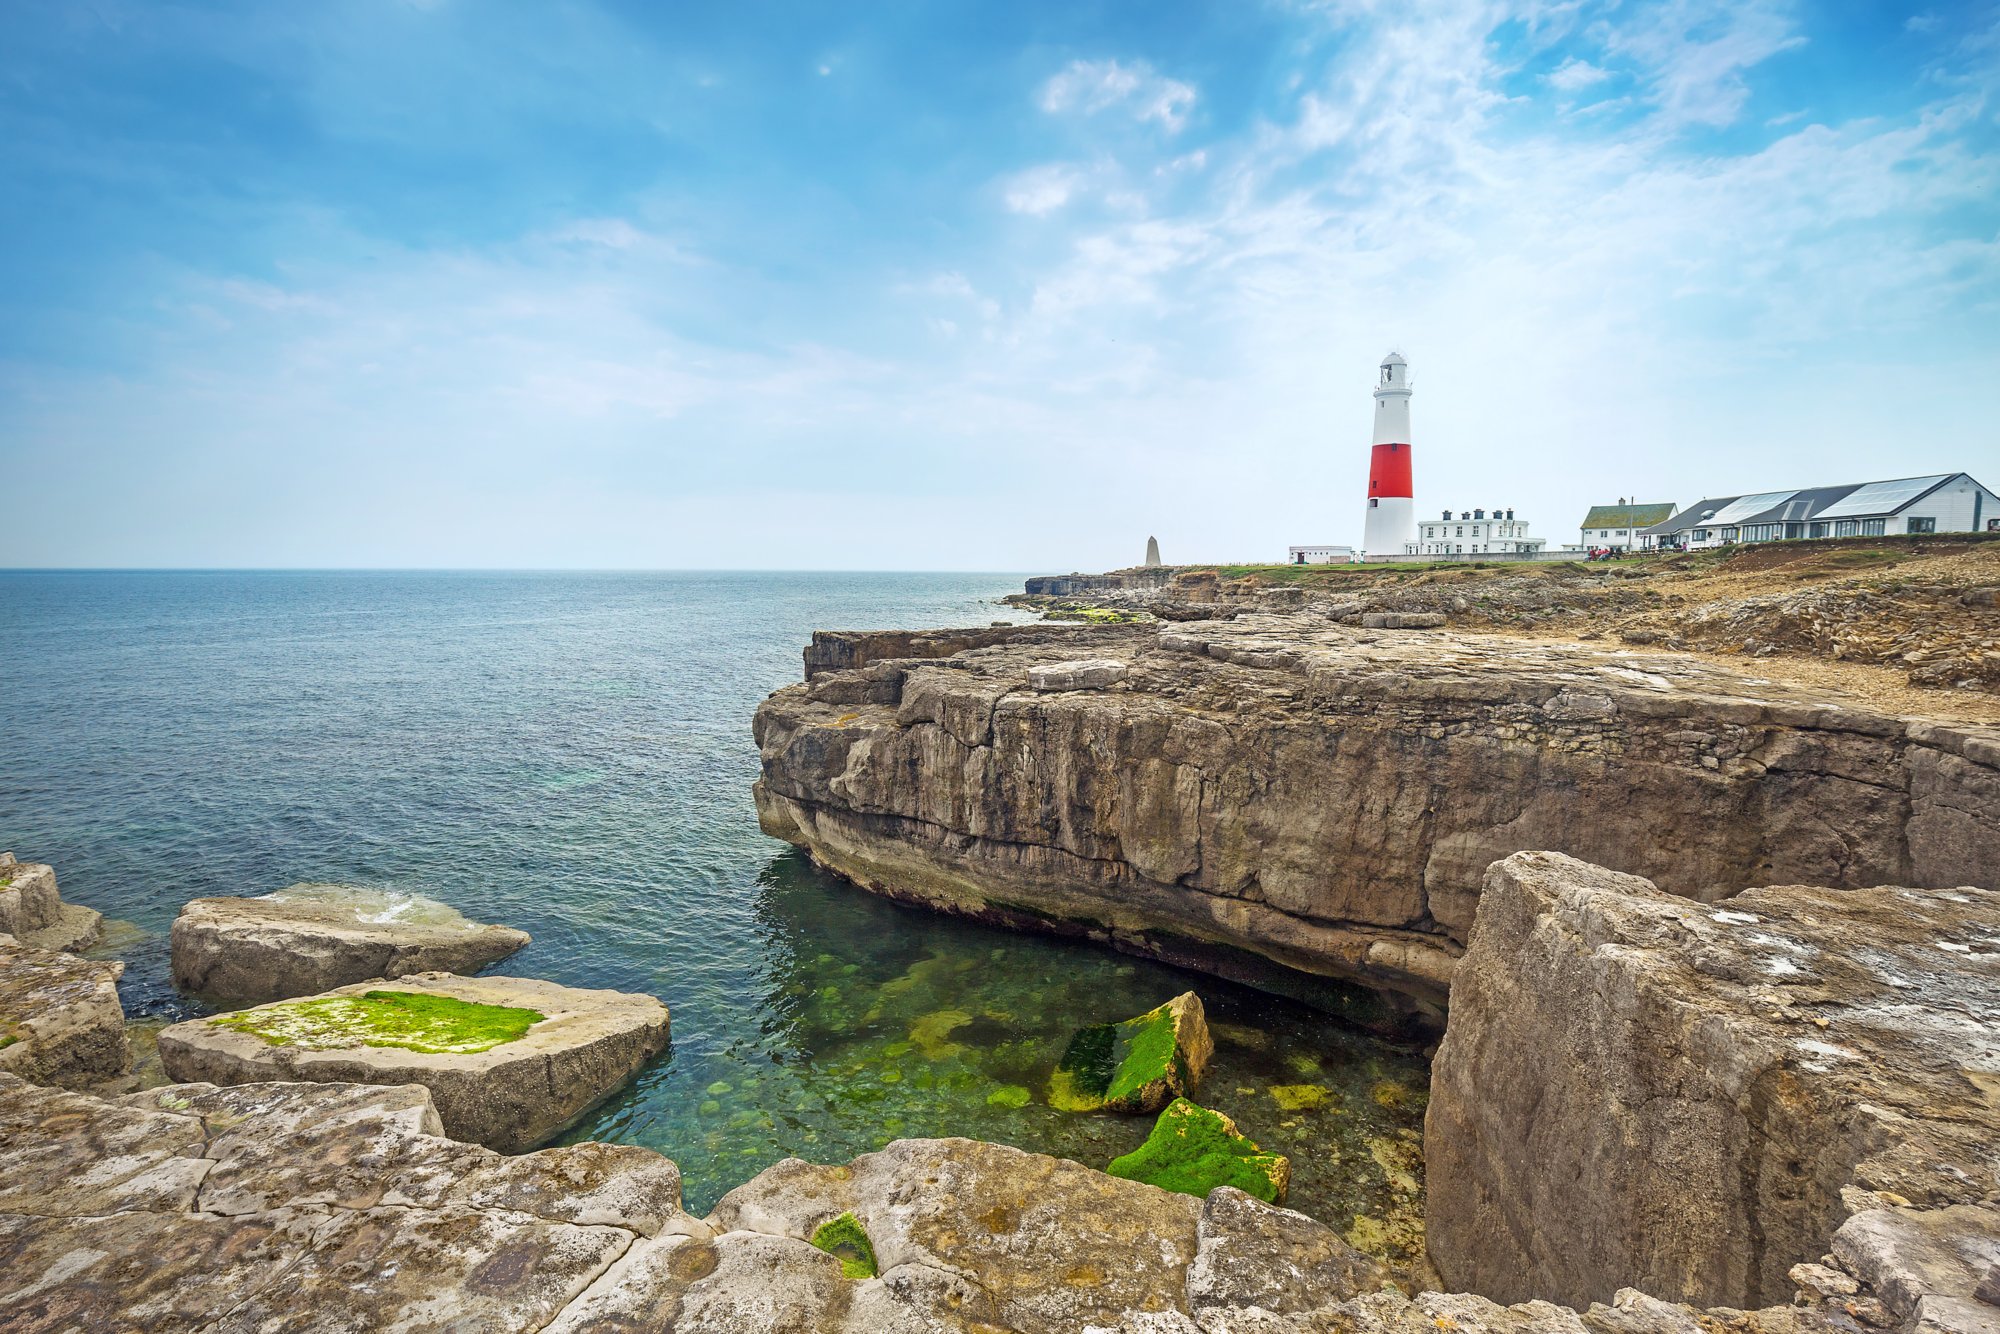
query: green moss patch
809 1211 878 1279
1049 994 1201 1113
209 989 544 1055
1108 1098 1290 1204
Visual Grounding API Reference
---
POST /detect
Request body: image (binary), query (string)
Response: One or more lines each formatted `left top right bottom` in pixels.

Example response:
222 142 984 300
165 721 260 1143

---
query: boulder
0 852 102 953
0 935 128 1088
1027 657 1129 690
0 1073 707 1332
170 884 531 1004
1426 851 2000 1312
1048 990 1214 1113
156 971 669 1151
1107 1097 1292 1205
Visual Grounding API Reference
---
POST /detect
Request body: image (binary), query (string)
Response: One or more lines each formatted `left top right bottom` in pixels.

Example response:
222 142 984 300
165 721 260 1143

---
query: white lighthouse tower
1362 351 1415 558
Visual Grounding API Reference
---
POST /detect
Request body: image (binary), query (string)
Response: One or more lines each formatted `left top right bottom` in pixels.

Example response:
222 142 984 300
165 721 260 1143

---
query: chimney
1506 508 1515 521
1442 509 1451 520
1473 508 1485 520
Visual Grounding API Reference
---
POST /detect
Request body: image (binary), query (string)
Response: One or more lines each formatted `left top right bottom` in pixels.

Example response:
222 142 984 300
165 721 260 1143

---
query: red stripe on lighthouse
1368 442 1412 498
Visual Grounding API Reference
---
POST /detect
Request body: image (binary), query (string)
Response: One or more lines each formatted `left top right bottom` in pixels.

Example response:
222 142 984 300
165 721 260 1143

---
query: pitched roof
1642 497 1742 535
1581 503 1675 529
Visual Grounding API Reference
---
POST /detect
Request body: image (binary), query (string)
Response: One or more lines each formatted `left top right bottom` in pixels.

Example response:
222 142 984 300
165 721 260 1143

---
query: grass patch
209 989 544 1055
1108 1098 1290 1204
809 1211 878 1279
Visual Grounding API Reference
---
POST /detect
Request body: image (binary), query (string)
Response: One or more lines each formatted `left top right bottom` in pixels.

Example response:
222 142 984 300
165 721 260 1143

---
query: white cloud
1004 163 1083 215
1039 59 1195 132
1547 57 1610 91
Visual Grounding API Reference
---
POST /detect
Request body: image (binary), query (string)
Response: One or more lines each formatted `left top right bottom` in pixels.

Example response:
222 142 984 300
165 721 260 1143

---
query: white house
1288 544 1358 564
1641 473 1999 550
1577 500 1676 552
1407 507 1546 556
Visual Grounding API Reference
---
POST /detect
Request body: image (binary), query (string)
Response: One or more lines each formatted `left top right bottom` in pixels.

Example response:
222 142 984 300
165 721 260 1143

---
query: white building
1577 500 1676 552
1288 544 1358 564
1408 507 1547 556
1640 473 1999 550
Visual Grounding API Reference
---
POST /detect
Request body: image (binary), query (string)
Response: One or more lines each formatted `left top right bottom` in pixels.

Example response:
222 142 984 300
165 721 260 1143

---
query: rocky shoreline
4 564 1998 1330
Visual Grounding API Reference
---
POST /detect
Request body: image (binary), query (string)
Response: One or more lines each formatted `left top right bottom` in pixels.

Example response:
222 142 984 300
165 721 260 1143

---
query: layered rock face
157 971 671 1151
170 886 532 1004
0 1071 1887 1332
754 615 2000 1021
0 851 102 952
1427 852 1999 1317
0 934 128 1088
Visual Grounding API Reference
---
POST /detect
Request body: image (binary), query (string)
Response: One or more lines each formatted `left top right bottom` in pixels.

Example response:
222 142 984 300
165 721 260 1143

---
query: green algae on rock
809 1211 878 1279
209 989 543 1055
1049 991 1213 1114
1108 1098 1291 1205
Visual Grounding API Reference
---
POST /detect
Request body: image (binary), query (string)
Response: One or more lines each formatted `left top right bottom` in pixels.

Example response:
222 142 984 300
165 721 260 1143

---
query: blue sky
2 0 1996 569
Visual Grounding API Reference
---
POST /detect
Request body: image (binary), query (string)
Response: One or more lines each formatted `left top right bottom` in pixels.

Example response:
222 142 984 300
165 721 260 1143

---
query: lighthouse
1362 352 1415 558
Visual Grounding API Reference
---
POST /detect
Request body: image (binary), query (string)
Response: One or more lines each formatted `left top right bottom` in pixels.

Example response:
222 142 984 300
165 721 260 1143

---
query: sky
2 0 1997 571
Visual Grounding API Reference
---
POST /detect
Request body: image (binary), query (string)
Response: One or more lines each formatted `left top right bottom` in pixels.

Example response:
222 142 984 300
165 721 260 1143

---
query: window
1370 498 1379 508
1808 523 1827 538
1906 517 1935 534
1456 526 1464 536
1861 519 1886 536
1835 520 1859 537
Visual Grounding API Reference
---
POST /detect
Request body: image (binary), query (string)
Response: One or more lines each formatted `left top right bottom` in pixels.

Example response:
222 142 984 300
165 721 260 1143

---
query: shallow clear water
0 570 1426 1258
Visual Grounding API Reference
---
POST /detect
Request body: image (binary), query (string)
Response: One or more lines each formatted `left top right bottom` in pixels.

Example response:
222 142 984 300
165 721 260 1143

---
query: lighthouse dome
1381 351 1406 366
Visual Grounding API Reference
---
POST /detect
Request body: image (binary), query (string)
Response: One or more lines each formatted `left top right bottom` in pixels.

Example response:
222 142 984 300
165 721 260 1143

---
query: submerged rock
1108 1096 1292 1205
0 852 102 953
1048 990 1214 1113
156 971 669 1151
0 934 128 1088
170 884 531 1004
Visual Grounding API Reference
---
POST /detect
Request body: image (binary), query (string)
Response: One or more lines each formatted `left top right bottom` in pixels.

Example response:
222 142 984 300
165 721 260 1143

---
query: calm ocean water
0 570 1425 1253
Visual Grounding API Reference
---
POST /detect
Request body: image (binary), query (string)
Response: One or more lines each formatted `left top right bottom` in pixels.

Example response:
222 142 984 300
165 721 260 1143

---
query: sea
0 570 1426 1256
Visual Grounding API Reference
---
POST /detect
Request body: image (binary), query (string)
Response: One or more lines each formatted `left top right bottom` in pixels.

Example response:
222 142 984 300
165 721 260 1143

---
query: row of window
1688 517 1900 543
1421 524 1524 539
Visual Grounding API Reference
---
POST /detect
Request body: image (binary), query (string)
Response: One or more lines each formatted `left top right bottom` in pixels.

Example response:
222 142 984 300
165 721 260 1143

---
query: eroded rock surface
0 934 128 1087
1427 851 2000 1314
754 616 2000 1022
0 851 102 952
170 885 532 1004
4 1070 1952 1331
157 971 670 1151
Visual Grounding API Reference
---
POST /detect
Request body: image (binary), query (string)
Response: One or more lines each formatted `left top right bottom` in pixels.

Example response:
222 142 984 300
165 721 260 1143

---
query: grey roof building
1640 473 1998 549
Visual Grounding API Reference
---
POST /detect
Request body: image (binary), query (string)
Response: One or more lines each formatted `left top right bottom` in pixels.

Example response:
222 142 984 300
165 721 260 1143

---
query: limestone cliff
1426 852 1999 1316
754 615 2000 1024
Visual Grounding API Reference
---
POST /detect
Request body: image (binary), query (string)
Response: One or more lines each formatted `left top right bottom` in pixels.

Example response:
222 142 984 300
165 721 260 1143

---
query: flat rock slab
0 853 102 953
171 884 531 1004
0 935 128 1088
157 971 669 1152
1027 657 1128 690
